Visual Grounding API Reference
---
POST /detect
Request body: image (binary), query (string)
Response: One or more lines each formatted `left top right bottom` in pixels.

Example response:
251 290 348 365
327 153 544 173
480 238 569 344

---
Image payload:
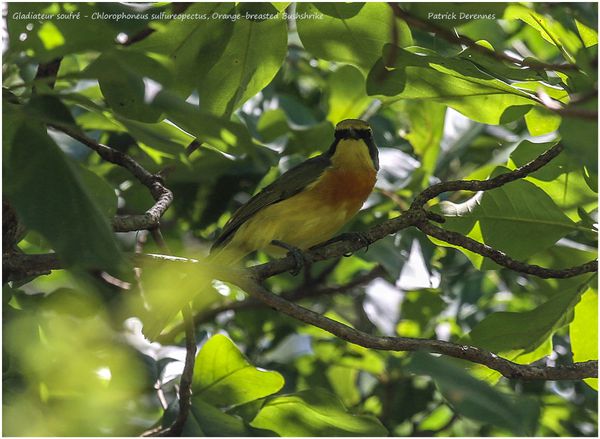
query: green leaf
134 3 287 117
367 46 539 124
408 353 540 435
153 90 255 154
74 164 117 218
508 140 598 221
116 117 195 156
86 49 173 123
182 398 248 436
575 19 598 48
250 388 388 436
193 334 284 407
398 100 446 178
458 41 549 82
570 286 598 390
433 163 579 268
132 3 236 97
5 121 123 273
257 109 289 143
196 3 287 116
326 365 360 407
504 5 582 62
326 65 372 123
466 280 587 381
296 2 412 71
285 120 335 155
559 98 598 172
524 106 562 136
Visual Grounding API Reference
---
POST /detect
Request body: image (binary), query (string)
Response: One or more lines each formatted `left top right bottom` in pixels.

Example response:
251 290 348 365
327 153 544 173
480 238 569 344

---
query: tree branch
412 142 565 210
226 270 597 381
537 89 598 121
156 264 387 345
388 4 578 73
141 229 196 437
418 221 598 278
48 124 173 233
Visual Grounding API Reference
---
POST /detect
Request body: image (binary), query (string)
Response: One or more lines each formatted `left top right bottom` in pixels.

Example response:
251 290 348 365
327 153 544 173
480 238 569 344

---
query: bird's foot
314 232 371 256
271 240 308 276
340 232 371 256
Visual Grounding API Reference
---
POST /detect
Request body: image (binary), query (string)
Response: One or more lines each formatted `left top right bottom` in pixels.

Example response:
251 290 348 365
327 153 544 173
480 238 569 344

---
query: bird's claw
337 232 371 255
271 240 307 276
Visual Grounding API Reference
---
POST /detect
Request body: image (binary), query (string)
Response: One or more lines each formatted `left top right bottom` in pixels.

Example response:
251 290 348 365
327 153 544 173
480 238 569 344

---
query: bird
143 119 378 341
209 118 379 265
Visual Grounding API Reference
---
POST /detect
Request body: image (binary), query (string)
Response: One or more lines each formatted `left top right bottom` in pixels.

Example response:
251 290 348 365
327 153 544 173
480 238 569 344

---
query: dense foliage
3 2 598 437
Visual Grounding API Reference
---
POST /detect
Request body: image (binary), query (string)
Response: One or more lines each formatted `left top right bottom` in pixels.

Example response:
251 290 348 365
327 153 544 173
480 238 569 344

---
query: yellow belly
214 142 377 263
226 190 357 258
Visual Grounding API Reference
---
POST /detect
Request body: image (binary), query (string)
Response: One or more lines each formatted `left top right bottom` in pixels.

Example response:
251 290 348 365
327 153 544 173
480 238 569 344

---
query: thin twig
157 304 196 436
537 89 598 121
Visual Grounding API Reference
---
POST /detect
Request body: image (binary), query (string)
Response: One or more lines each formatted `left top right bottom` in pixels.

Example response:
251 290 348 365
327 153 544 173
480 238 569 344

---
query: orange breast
310 166 377 212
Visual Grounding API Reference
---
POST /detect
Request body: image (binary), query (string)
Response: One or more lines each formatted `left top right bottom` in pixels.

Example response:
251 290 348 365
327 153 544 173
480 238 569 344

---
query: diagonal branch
411 142 564 210
48 123 173 232
5 142 596 285
229 271 597 381
155 264 387 344
417 221 598 278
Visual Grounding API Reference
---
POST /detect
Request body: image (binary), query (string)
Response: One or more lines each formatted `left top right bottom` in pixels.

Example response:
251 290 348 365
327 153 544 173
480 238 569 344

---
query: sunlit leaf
408 353 540 435
250 388 388 436
570 286 598 390
296 2 412 71
193 334 284 407
367 46 540 124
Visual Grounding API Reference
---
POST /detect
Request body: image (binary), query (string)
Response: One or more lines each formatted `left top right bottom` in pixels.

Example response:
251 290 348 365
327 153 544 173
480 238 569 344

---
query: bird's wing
211 154 332 251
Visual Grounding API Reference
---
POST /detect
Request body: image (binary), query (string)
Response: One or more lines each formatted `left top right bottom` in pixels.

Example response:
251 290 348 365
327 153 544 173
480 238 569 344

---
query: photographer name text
428 12 496 20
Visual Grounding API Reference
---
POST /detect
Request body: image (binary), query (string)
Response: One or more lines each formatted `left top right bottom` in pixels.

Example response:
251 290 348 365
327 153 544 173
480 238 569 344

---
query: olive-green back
210 153 332 251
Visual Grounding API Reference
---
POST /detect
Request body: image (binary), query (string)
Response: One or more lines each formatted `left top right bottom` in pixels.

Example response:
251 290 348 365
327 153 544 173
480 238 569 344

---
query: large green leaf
433 164 579 269
570 286 598 390
508 140 598 221
153 90 256 154
367 46 542 124
131 3 236 97
296 2 412 71
504 5 583 62
465 279 589 381
184 398 248 436
397 100 446 180
133 3 286 116
326 65 371 123
5 121 123 273
195 3 287 116
408 353 540 436
559 99 598 172
250 388 388 436
193 334 284 407
85 49 173 123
